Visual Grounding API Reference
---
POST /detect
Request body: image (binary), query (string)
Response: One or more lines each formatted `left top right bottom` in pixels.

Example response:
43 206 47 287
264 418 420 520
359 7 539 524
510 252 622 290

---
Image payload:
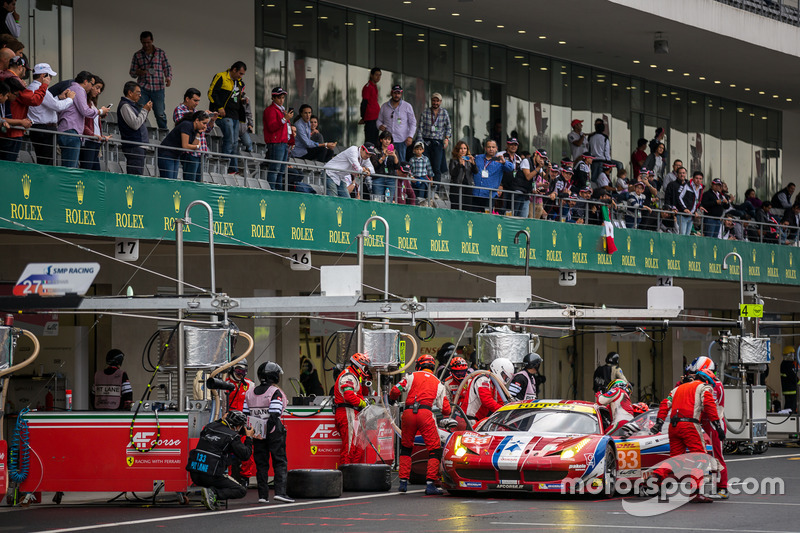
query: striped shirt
129 47 172 91
409 154 433 181
416 107 451 141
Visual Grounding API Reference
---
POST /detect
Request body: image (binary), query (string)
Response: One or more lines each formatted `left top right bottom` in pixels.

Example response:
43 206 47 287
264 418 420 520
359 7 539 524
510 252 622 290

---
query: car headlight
560 449 575 460
454 446 467 458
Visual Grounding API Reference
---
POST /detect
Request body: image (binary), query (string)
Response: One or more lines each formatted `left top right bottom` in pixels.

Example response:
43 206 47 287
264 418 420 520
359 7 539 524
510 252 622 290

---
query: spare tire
287 469 343 499
339 464 392 492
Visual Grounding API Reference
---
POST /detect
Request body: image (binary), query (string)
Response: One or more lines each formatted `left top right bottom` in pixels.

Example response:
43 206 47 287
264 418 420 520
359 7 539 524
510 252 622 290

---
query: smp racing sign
14 263 99 296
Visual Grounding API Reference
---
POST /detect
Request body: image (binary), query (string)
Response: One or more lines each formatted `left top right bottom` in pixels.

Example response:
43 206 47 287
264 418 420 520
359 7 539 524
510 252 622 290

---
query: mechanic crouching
390 354 451 495
186 410 255 510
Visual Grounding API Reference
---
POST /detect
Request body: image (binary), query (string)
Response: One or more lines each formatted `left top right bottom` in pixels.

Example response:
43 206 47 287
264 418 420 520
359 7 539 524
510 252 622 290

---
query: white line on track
726 452 800 463
30 489 426 533
492 521 797 532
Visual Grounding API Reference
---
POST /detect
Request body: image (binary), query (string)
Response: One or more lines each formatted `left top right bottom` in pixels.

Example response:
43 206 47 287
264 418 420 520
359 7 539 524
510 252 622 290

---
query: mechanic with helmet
690 355 729 499
225 360 256 486
592 351 628 393
187 410 255 510
389 354 452 495
245 361 293 504
334 352 372 465
596 379 635 434
91 349 133 410
781 345 798 413
461 357 513 421
651 369 724 503
508 352 542 402
443 356 470 401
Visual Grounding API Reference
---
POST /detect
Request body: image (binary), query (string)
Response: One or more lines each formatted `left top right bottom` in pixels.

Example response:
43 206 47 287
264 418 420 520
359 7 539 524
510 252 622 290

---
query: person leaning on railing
0 76 35 161
27 62 73 166
158 111 209 179
118 81 151 175
80 76 111 171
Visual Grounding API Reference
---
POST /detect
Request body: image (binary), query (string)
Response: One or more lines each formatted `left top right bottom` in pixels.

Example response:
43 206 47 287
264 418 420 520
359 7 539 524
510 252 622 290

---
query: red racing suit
460 374 504 422
596 386 634 434
657 380 719 457
390 369 451 482
226 376 257 479
443 374 463 402
702 378 727 488
333 367 368 465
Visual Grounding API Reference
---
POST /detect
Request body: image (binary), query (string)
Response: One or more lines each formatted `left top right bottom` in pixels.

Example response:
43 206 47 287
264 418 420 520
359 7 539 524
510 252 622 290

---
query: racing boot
200 487 218 510
398 479 408 493
425 482 444 495
716 488 729 500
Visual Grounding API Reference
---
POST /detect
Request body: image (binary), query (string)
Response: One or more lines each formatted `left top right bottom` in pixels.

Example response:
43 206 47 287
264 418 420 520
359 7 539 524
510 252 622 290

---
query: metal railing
714 0 800 26
6 125 800 246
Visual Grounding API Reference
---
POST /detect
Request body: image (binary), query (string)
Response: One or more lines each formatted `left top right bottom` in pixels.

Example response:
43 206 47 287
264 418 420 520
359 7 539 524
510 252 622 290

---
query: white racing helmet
490 357 515 383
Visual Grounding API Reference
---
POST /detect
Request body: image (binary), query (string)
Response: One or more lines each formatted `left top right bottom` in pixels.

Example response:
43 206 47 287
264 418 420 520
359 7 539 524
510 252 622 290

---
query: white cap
32 63 57 76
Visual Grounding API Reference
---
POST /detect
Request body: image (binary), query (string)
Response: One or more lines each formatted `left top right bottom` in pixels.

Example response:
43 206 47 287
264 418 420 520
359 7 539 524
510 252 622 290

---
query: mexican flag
602 205 617 254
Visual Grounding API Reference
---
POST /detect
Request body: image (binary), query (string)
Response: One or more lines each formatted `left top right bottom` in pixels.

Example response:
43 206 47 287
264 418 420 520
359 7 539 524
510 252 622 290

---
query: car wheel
723 441 739 454
339 464 392 492
601 444 617 498
754 442 769 455
287 469 343 499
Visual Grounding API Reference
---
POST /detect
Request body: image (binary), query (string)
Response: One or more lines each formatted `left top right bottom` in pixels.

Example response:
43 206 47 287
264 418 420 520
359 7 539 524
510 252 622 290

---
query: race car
441 400 619 496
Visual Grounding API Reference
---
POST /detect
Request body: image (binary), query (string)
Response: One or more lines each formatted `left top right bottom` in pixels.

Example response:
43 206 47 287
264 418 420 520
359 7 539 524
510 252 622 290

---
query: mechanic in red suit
460 357 512 422
333 352 372 465
443 356 469 401
225 361 257 487
651 369 725 503
390 354 451 495
690 356 729 499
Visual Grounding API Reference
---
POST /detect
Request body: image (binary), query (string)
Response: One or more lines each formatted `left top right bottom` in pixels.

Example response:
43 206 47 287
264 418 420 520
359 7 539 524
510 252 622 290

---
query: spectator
721 215 744 241
0 77 29 160
573 185 593 224
58 71 106 169
781 202 800 243
664 166 687 214
661 159 682 200
79 76 111 170
587 118 623 182
416 92 451 194
596 163 615 194
630 138 647 179
677 170 703 235
520 148 546 217
771 182 795 217
472 139 513 212
360 67 381 144
0 46 13 73
117 80 151 175
238 93 254 155
309 115 324 144
173 87 217 182
644 142 667 183
396 161 417 206
448 140 476 211
573 151 593 192
129 31 171 129
649 126 667 155
0 59 45 161
324 142 375 198
28 63 73 166
208 61 246 175
532 160 554 219
377 84 415 163
625 181 652 228
754 201 781 243
497 138 522 214
614 168 628 192
263 86 292 189
371 129 399 202
408 140 434 203
567 119 587 162
0 0 20 39
700 178 730 238
294 104 335 162
158 110 208 179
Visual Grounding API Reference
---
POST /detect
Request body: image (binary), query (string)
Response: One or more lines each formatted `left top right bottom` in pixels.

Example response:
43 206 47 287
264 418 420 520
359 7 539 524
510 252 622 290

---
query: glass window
592 70 611 114
687 94 705 175
347 65 371 145
319 5 346 63
657 85 671 119
550 60 571 160
346 11 372 68
454 37 470 75
719 100 737 194
403 25 428 79
318 60 346 148
643 81 656 116
506 51 528 99
374 18 402 73
429 32 454 82
472 41 489 80
571 65 590 112
472 79 491 147
489 45 505 83
262 0 287 36
255 37 286 135
669 89 687 170
286 1 318 111
454 75 478 155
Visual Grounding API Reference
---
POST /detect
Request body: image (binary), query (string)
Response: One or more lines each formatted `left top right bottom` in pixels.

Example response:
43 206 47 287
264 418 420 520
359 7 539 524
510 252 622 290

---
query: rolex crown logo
336 206 343 227
649 238 654 254
577 232 583 250
552 230 557 247
671 241 676 257
173 191 181 213
371 210 377 230
437 217 442 237
76 180 85 205
692 242 697 258
713 245 718 261
752 249 757 263
405 213 411 234
771 250 775 265
300 203 307 223
260 199 267 221
218 196 225 217
21 174 30 199
125 185 134 209
468 220 473 239
497 224 503 242
627 235 631 253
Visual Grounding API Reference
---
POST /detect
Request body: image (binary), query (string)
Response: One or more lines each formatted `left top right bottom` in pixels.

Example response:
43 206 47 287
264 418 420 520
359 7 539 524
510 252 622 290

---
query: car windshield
479 408 600 435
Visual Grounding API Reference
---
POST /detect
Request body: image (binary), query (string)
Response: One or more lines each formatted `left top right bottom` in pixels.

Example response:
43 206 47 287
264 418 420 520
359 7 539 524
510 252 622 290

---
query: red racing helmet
449 357 469 380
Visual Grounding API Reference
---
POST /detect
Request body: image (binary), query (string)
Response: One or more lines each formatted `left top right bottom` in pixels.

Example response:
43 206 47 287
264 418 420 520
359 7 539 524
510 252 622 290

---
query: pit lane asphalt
5 447 800 533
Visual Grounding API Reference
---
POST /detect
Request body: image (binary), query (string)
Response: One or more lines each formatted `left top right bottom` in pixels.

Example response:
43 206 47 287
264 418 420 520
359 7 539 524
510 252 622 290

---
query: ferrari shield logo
310 445 318 455
126 456 134 467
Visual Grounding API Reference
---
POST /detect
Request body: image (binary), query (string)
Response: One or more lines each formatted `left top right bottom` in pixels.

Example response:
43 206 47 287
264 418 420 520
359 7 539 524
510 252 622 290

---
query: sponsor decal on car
499 401 596 414
459 481 482 488
619 468 641 477
569 463 587 470
538 483 563 490
493 483 529 490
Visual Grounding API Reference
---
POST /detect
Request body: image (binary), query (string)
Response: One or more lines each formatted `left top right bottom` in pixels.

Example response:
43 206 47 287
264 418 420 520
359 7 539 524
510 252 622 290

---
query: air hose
9 407 30 483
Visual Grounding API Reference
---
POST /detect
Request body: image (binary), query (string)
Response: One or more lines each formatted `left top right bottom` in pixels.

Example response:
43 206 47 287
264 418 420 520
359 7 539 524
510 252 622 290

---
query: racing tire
601 444 617 499
287 469 343 499
723 441 739 455
339 464 392 492
754 441 769 455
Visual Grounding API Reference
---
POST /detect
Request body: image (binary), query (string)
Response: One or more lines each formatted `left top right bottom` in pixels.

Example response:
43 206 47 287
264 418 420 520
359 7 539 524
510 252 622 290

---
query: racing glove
712 420 726 442
357 399 367 409
438 418 458 430
620 421 638 438
650 418 664 435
